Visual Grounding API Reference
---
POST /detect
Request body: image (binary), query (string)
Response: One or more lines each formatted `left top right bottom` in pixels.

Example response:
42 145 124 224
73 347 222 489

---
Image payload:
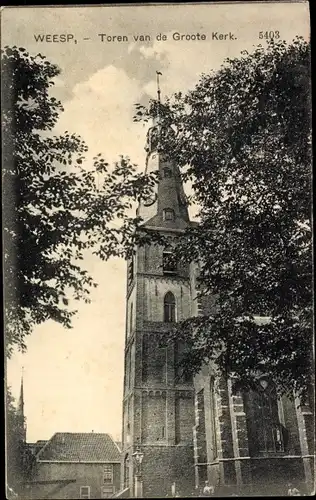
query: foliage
2 46 159 356
136 38 312 398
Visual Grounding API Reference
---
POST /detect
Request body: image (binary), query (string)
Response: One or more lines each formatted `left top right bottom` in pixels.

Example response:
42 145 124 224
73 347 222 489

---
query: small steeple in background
17 368 27 443
17 371 24 416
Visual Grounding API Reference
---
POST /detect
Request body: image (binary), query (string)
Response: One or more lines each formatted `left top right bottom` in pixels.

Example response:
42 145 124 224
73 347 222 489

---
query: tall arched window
164 292 176 322
244 379 286 456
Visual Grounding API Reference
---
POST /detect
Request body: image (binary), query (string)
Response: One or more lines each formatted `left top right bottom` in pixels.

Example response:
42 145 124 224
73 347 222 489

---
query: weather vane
156 70 162 104
156 71 163 131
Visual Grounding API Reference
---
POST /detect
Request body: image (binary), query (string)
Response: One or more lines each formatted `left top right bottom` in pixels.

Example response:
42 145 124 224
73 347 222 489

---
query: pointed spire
17 369 24 417
17 368 27 442
138 73 190 227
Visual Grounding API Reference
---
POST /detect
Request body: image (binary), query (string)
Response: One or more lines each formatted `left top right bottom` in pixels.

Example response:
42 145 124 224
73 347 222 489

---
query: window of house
101 486 115 498
80 486 90 499
163 167 172 178
164 292 176 322
163 208 175 221
163 250 177 274
103 464 113 483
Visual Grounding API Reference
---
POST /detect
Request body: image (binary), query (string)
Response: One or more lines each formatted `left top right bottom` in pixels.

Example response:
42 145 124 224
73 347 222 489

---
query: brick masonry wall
28 462 120 499
141 445 195 497
248 457 305 490
141 392 167 443
175 392 195 444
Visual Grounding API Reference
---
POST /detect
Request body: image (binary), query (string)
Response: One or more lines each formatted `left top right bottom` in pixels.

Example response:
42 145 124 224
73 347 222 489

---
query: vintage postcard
2 2 313 499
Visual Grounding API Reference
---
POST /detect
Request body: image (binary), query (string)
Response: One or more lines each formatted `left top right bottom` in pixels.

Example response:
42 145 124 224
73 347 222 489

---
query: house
26 432 121 499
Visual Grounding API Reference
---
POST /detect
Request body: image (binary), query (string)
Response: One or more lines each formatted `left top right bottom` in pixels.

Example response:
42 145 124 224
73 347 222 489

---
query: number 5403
259 31 280 39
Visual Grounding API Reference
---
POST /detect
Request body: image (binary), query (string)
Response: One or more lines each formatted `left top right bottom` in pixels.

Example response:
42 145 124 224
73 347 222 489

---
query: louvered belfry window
163 250 177 274
163 167 172 178
163 208 175 221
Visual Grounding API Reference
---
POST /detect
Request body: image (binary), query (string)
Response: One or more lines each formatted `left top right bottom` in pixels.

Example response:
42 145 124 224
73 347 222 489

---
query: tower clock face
143 192 157 207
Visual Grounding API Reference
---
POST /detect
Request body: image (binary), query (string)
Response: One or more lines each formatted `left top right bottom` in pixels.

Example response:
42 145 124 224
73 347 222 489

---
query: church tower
121 76 195 498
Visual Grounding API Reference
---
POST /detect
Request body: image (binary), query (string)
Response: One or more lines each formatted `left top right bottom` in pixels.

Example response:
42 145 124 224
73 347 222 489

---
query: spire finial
155 71 163 145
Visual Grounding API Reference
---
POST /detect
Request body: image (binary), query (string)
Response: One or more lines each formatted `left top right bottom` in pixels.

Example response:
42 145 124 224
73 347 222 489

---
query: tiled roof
37 433 121 462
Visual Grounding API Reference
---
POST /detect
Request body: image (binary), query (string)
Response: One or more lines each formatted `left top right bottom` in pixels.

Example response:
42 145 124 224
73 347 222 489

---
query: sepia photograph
2 1 313 498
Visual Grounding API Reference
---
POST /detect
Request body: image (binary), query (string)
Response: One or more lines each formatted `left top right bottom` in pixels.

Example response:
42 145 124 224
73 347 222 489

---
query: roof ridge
54 431 110 435
36 432 120 462
36 432 56 459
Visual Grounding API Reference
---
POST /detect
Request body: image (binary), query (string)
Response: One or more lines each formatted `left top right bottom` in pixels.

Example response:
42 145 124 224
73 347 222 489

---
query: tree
136 37 312 399
2 46 159 356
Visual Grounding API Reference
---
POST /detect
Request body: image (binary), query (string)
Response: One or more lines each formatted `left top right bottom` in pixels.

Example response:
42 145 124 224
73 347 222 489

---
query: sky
2 2 310 443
